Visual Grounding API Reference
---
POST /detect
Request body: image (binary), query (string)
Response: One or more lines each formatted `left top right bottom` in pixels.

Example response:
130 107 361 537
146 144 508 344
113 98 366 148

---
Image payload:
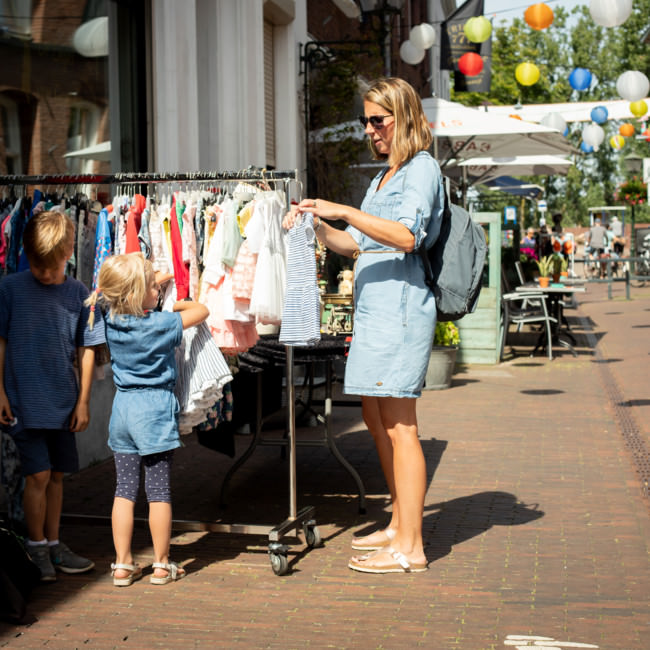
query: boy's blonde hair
363 77 433 168
89 252 156 320
22 210 75 268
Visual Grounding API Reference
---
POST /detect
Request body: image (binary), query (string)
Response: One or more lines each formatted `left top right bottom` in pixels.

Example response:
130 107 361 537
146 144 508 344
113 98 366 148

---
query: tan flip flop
348 546 428 574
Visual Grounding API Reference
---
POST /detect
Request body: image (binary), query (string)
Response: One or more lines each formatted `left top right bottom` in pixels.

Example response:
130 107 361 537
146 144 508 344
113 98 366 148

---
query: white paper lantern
73 17 109 58
582 123 605 151
589 0 633 27
540 112 567 134
616 70 650 102
409 23 436 50
399 40 425 65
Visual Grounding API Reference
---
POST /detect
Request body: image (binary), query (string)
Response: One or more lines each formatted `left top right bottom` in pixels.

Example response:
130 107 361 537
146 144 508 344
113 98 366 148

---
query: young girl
89 252 208 586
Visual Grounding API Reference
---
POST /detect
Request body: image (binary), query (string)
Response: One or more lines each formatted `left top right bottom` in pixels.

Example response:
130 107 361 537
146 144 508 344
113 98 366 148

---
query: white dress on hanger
249 191 287 325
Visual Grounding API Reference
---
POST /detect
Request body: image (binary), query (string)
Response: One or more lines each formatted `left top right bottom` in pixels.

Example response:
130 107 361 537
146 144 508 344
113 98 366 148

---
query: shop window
0 95 22 175
0 0 32 39
263 20 276 169
66 103 100 174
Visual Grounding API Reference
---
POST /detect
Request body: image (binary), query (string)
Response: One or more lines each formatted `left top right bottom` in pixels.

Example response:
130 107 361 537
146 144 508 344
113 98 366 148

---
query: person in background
284 77 444 574
521 227 536 247
0 211 105 582
610 216 625 255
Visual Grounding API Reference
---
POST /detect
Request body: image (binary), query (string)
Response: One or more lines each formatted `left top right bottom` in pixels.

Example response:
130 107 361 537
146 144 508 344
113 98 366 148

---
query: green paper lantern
463 16 492 43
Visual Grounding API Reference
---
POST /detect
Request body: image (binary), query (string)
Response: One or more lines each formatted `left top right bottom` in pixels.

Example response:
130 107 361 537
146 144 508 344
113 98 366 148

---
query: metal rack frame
0 169 320 575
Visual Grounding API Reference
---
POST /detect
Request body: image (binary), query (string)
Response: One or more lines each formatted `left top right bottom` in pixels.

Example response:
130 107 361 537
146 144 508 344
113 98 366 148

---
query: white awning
421 97 577 161
483 98 649 123
63 141 111 162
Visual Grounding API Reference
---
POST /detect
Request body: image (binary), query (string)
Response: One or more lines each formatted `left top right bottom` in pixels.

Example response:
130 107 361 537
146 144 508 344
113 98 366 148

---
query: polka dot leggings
114 450 173 503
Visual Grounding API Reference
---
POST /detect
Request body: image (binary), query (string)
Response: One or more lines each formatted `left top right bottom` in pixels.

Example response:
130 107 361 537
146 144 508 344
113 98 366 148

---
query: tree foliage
454 1 650 227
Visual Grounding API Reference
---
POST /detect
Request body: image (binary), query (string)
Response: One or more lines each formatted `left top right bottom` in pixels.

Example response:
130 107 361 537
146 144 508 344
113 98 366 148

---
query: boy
0 210 105 582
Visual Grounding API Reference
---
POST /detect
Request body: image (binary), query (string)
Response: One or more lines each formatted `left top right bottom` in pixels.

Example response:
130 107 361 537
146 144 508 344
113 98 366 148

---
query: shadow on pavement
423 491 545 564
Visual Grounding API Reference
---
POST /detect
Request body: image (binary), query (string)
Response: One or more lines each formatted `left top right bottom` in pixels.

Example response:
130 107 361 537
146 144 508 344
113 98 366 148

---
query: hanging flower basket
614 176 647 206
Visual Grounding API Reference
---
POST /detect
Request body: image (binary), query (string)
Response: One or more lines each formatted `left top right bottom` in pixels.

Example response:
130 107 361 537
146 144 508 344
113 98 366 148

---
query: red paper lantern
458 52 483 76
524 3 554 30
643 128 650 142
619 123 635 137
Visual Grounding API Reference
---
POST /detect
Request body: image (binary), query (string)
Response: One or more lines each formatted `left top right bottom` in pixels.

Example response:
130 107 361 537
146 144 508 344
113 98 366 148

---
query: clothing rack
0 169 320 576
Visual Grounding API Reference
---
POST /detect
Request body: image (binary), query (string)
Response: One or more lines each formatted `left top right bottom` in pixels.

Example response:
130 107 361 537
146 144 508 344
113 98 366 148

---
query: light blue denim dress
344 151 444 398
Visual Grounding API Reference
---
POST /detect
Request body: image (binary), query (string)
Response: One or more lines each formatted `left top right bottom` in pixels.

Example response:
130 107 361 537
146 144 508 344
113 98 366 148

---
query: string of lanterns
396 0 647 152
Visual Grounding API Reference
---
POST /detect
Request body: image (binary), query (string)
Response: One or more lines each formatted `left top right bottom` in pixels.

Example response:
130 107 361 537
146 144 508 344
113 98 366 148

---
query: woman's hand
296 198 347 223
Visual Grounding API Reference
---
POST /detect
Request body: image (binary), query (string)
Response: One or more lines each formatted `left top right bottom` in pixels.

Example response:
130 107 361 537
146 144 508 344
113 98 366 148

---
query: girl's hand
282 204 300 230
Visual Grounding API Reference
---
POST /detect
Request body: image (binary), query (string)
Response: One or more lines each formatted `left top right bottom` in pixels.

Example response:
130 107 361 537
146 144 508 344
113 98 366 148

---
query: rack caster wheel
268 543 289 576
303 520 322 548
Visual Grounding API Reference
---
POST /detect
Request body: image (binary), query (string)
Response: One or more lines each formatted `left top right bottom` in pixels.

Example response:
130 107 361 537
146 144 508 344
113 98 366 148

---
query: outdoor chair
502 265 541 331
500 290 557 361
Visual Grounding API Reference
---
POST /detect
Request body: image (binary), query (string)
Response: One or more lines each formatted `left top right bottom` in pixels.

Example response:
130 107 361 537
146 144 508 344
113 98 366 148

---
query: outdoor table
516 282 586 356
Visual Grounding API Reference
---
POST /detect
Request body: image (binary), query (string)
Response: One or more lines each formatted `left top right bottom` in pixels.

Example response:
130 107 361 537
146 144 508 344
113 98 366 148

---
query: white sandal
150 561 186 585
111 562 143 587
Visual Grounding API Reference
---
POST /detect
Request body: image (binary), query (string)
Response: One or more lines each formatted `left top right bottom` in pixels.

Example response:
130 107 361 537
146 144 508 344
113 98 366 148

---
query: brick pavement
1 282 650 649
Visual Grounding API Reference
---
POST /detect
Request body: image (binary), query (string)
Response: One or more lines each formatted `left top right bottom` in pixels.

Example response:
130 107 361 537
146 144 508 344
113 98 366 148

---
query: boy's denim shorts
10 428 79 476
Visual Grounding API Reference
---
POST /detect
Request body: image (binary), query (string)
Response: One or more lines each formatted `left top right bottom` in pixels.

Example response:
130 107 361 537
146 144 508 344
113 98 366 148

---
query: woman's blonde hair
22 210 75 268
88 252 156 322
363 77 433 168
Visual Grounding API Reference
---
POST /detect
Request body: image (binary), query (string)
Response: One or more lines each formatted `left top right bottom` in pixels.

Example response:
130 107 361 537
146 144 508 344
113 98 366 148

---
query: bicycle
630 234 650 287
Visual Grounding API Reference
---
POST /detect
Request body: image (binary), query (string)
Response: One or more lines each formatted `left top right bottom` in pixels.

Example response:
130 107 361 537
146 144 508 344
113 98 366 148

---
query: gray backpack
419 190 487 322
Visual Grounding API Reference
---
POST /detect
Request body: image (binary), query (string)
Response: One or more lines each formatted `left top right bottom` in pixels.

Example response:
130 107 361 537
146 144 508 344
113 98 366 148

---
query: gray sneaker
28 544 57 582
49 542 95 574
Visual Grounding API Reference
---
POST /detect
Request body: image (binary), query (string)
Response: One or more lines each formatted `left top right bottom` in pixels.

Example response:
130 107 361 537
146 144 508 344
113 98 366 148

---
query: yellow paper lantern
619 123 635 137
515 62 540 86
524 3 554 30
629 100 648 117
609 135 625 150
464 16 492 43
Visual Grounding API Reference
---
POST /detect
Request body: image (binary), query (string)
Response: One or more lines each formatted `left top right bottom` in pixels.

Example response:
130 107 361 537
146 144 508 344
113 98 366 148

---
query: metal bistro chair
500 290 558 361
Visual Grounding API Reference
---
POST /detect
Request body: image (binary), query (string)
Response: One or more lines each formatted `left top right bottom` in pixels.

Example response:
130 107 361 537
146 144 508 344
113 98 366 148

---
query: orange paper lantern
458 52 483 76
524 3 554 30
642 128 650 142
619 123 635 137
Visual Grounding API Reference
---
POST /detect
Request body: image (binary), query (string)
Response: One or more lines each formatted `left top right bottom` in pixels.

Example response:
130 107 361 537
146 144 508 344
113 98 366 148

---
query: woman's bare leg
352 396 427 568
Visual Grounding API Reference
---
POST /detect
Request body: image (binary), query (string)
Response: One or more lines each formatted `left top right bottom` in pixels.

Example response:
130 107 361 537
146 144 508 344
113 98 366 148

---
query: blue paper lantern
569 67 592 91
590 105 608 124
580 141 594 153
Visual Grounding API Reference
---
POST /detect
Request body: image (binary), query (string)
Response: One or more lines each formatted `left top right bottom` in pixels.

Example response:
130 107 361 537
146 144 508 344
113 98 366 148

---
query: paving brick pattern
2 283 650 649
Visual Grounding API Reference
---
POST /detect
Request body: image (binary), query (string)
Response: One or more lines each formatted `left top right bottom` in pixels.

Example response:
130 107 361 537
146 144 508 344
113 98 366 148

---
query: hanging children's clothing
279 212 321 347
174 322 233 435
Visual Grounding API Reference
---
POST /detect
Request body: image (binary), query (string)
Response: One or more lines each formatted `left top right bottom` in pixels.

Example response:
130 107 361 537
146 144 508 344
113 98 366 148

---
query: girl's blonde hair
363 77 433 168
87 252 156 324
22 210 75 268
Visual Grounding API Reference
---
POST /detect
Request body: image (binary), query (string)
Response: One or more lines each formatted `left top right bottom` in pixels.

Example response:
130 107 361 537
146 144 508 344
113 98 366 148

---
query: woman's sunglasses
358 114 392 129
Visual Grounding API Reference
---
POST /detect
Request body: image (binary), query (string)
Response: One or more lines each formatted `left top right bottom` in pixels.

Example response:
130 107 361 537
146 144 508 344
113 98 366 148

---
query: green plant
535 255 553 278
434 321 460 347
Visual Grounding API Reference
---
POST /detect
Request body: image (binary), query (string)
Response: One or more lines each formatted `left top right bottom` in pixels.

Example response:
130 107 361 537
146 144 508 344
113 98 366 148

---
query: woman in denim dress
286 77 444 573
